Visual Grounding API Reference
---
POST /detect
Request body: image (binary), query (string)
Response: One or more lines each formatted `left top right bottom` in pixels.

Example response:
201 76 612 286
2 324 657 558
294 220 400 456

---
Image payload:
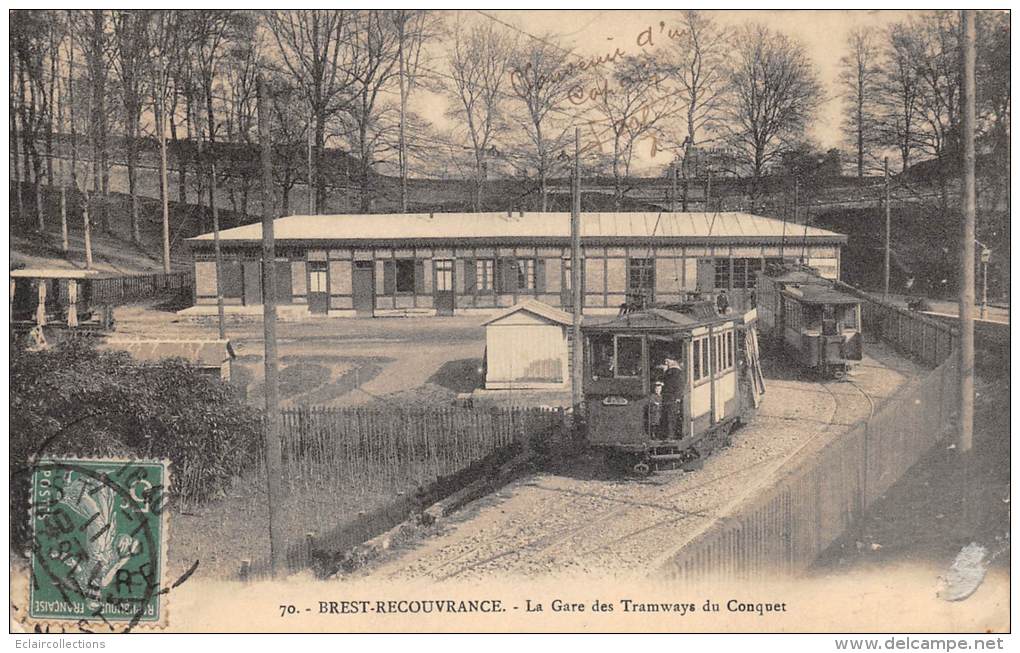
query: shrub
10 336 262 553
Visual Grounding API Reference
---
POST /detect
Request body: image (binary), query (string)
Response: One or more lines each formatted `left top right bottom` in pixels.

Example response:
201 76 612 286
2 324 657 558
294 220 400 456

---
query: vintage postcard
7 6 1011 641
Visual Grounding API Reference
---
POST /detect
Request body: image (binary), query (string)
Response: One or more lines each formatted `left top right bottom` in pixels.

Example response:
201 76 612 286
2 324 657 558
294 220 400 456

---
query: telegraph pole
570 127 583 410
157 60 171 274
884 157 891 299
959 10 976 458
258 74 285 577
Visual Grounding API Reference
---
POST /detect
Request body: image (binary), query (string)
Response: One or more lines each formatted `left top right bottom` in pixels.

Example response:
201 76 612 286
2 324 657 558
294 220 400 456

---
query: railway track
374 370 882 583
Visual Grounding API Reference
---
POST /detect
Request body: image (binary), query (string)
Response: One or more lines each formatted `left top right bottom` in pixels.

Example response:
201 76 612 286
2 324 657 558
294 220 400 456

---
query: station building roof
188 212 847 247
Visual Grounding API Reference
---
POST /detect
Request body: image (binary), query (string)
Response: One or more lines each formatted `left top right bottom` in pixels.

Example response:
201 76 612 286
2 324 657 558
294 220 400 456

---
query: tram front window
616 336 642 378
591 335 615 379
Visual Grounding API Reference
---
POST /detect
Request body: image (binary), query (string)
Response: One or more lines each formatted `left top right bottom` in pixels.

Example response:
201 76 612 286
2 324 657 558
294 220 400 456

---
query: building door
352 260 374 316
434 259 455 315
308 261 329 314
242 261 262 305
275 261 293 304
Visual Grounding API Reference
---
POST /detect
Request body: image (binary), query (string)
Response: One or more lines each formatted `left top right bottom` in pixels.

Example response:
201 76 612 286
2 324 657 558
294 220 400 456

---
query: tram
755 264 863 378
581 301 765 475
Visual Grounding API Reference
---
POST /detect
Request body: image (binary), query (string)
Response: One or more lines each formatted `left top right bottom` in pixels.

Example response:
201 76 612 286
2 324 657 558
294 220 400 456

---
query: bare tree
838 27 882 178
507 35 577 211
875 22 922 173
342 11 401 212
589 55 679 209
721 23 823 201
12 10 53 232
661 10 730 147
264 10 354 212
445 17 516 211
390 10 440 212
111 10 154 244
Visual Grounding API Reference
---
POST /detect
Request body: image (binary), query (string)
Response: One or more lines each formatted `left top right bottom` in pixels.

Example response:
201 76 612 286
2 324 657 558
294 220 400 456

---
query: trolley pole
570 127 583 411
258 74 285 577
884 157 891 300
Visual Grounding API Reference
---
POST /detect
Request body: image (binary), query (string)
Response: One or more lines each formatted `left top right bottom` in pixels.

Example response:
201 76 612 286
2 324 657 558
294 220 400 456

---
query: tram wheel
632 462 651 476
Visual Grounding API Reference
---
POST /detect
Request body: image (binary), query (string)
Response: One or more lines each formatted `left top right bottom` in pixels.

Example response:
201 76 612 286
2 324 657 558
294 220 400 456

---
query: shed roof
100 339 235 367
188 211 846 245
10 268 102 279
481 299 573 327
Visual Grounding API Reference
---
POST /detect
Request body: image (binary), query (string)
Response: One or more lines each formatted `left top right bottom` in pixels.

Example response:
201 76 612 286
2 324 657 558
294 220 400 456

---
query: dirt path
355 342 923 584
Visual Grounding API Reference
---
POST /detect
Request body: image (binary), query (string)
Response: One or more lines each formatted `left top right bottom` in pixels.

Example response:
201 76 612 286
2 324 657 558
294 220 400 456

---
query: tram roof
782 284 861 305
582 307 733 332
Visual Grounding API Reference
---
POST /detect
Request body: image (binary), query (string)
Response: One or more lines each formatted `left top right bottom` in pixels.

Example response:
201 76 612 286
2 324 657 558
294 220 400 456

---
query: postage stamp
27 458 170 629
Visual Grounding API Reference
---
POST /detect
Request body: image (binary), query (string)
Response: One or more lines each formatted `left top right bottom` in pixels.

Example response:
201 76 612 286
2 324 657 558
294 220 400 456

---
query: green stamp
29 459 169 627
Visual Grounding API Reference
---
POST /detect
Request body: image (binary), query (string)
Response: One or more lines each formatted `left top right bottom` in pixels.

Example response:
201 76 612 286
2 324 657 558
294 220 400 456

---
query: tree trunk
359 119 371 213
857 93 864 178
314 112 326 213
11 56 23 222
127 120 141 244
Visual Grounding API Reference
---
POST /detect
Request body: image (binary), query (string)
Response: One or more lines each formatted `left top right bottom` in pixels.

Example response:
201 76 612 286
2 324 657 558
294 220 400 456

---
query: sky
412 9 925 175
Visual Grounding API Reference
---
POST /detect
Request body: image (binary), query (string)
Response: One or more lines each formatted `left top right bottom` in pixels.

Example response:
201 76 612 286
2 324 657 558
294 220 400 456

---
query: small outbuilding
481 300 573 390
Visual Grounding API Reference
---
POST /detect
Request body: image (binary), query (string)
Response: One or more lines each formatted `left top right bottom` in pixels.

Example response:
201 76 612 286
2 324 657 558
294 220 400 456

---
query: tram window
842 305 858 329
729 332 736 368
616 336 642 378
701 337 710 378
692 340 702 381
590 335 614 379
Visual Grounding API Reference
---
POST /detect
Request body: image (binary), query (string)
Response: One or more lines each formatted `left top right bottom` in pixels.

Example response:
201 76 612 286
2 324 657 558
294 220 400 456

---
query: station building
186 212 847 318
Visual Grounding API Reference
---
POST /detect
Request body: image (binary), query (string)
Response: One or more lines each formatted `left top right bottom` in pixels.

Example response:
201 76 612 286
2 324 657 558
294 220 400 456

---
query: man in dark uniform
659 357 684 439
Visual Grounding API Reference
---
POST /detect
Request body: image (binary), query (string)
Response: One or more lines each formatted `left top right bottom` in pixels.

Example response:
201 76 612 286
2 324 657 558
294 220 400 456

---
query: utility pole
959 9 976 459
884 157 891 299
157 60 171 274
570 127 583 411
258 74 284 577
397 12 409 214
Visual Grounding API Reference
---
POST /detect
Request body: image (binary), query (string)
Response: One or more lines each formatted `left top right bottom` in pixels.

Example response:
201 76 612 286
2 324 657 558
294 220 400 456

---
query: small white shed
482 300 573 390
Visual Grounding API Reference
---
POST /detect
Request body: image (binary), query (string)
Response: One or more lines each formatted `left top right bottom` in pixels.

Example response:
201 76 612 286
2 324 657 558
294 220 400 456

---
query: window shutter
535 259 546 292
415 260 425 294
463 259 477 294
383 260 395 295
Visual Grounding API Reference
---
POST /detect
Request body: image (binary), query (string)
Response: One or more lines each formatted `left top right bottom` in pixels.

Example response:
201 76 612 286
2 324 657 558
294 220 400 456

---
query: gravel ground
357 341 924 584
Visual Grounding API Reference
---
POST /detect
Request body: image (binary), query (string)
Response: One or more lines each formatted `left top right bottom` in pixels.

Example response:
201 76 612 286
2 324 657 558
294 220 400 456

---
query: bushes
10 336 261 552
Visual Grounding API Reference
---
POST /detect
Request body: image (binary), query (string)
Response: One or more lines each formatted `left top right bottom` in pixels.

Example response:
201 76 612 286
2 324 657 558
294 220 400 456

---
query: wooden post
259 74 285 577
570 127 583 410
83 189 93 270
959 10 976 456
35 280 47 327
67 280 78 328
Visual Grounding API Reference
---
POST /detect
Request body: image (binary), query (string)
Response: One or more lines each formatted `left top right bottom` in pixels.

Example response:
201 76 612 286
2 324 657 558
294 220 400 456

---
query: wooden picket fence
90 270 194 305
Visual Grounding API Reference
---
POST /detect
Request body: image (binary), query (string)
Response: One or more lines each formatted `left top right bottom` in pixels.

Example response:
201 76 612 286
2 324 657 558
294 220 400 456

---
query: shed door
275 261 293 304
308 261 329 314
